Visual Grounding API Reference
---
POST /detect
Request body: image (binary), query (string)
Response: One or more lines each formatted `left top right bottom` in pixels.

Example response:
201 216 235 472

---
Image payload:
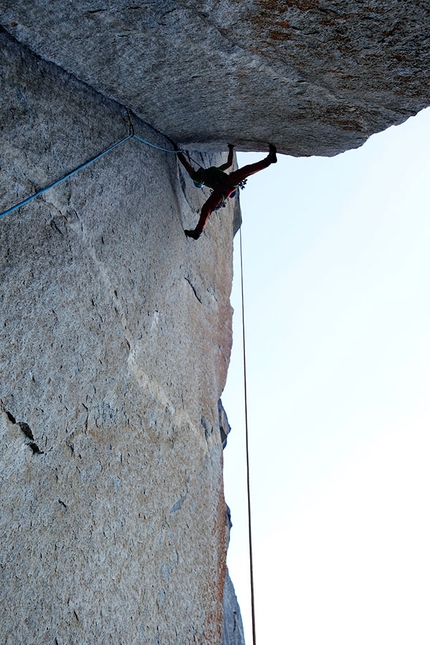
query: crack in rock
17 422 44 454
170 480 190 514
1 404 44 454
184 276 202 303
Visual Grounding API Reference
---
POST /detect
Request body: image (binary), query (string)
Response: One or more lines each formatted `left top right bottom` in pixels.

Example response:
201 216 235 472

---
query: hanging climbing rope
239 225 258 645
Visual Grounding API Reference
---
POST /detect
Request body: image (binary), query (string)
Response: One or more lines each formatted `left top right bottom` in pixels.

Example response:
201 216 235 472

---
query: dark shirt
193 167 237 196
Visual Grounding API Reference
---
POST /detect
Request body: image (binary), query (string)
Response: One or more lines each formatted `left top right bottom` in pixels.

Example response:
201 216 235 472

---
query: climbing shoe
185 229 201 240
268 144 277 163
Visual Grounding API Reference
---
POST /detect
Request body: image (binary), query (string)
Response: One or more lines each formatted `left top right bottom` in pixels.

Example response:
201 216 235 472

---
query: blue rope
133 134 179 154
0 132 180 221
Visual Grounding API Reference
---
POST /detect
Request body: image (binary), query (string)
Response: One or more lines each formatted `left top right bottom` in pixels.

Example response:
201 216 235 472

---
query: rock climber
177 143 277 239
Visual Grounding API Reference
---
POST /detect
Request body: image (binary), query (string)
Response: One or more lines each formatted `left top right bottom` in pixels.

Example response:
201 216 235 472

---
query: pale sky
222 107 430 644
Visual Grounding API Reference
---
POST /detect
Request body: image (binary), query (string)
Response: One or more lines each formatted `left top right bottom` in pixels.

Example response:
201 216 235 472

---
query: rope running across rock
0 126 184 221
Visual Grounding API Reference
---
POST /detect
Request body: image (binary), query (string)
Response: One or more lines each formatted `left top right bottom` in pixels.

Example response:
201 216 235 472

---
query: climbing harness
214 199 228 211
214 179 247 209
0 115 183 221
194 172 247 210
239 226 258 645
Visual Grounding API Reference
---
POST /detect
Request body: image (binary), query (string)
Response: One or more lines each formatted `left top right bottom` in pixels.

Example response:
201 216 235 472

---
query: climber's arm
218 144 235 171
177 151 197 178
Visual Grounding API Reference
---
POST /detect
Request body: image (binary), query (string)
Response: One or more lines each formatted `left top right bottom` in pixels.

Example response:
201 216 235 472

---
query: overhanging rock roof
1 0 430 155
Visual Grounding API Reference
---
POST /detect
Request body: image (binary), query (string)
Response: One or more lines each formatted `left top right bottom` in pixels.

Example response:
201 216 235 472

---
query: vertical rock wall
0 31 239 644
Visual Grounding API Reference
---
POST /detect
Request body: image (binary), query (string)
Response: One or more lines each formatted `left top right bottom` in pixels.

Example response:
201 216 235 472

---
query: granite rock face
1 1 430 155
2 2 430 643
1 30 240 644
222 570 246 645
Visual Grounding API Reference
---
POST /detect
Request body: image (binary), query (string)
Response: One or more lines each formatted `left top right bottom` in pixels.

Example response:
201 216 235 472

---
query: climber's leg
229 144 277 186
185 191 223 239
